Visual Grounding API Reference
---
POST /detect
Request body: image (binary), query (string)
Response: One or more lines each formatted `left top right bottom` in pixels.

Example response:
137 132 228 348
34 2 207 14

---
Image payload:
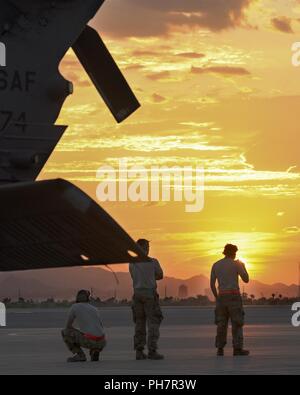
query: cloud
201 95 300 172
146 71 171 81
124 64 145 72
95 0 255 38
152 93 167 103
271 17 294 34
176 52 206 59
191 65 251 76
60 54 91 87
284 226 300 234
63 71 91 88
131 50 162 57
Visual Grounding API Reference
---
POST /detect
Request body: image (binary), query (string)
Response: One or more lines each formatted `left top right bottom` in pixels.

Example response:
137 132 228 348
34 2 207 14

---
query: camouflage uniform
215 294 245 349
132 291 164 352
62 328 106 355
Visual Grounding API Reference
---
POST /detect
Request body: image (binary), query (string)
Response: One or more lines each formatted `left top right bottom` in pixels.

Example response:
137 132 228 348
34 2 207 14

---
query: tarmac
0 306 299 375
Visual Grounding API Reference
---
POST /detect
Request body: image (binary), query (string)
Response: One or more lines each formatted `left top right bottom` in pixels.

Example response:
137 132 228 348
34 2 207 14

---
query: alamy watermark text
96 160 205 213
0 42 6 67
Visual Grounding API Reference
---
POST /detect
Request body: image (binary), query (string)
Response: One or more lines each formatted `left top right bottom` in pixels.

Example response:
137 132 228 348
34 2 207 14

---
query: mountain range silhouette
0 267 298 300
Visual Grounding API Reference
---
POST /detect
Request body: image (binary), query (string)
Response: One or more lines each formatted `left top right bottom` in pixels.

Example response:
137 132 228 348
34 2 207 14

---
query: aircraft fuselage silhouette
0 0 146 271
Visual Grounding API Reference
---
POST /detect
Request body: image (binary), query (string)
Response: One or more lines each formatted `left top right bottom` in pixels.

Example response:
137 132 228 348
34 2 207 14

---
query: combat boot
233 349 250 356
217 348 224 356
67 352 87 363
136 350 147 360
90 349 100 362
148 351 164 360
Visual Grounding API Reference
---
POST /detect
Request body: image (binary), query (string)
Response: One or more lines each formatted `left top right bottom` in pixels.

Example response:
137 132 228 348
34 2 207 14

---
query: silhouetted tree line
1 293 298 308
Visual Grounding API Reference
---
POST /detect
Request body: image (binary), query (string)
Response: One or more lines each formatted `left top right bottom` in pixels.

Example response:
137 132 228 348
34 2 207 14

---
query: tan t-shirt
129 258 163 291
67 303 105 337
211 258 249 292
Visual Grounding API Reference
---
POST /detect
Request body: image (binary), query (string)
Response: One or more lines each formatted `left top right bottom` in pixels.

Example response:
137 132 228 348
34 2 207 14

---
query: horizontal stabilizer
73 26 141 123
0 179 147 271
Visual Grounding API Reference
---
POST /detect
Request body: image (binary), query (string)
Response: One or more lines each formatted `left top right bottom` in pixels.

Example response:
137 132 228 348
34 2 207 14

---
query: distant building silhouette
178 284 188 299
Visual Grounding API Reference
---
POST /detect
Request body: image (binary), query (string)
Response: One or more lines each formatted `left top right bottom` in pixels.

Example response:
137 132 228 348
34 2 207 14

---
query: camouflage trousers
215 294 245 349
132 291 164 352
62 328 106 355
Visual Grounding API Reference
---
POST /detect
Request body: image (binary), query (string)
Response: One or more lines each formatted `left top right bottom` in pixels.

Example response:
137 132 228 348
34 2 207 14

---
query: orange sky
40 0 300 285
